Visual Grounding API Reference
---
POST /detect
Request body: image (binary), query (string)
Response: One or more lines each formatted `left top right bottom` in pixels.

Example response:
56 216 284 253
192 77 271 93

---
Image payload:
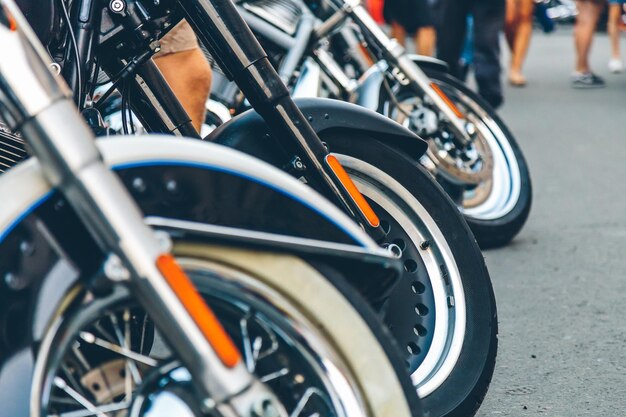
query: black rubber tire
322 132 498 417
311 262 424 417
421 69 532 248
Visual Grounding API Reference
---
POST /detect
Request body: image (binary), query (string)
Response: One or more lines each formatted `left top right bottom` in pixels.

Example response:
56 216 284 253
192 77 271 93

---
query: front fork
319 0 476 146
178 0 386 240
0 4 284 415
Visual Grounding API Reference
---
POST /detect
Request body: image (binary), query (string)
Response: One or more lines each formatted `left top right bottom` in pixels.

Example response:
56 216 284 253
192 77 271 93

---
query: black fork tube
98 54 200 138
178 0 384 238
135 60 200 138
63 0 99 108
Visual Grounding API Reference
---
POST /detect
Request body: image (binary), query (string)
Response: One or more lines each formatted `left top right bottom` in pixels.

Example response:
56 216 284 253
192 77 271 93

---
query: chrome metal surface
0 1 70 129
337 154 466 398
314 48 358 94
431 82 522 219
292 59 323 98
144 217 392 259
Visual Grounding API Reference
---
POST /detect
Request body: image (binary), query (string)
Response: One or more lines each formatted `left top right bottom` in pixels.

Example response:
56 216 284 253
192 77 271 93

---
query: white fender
0 136 380 251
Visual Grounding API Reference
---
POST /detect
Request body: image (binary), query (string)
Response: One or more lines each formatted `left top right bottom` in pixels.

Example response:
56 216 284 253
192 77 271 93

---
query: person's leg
415 26 437 55
574 0 604 74
155 50 212 132
412 0 436 56
435 0 469 78
509 0 534 84
154 21 212 133
607 2 623 68
505 0 518 52
390 21 408 45
472 0 506 108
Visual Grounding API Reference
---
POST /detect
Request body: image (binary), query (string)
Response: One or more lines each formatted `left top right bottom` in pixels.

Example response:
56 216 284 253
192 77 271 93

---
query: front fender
211 97 427 158
0 136 401 403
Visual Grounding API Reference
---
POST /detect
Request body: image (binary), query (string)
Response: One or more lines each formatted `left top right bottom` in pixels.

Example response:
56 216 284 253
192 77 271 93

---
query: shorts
155 20 200 57
383 0 434 33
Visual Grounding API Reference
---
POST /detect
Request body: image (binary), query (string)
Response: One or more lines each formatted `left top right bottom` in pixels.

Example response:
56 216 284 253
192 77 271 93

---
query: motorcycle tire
384 68 532 248
322 132 498 417
30 244 423 417
426 69 532 248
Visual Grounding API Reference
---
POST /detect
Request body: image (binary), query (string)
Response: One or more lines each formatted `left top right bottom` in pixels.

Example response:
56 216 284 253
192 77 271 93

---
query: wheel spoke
58 401 131 417
259 367 289 383
53 377 107 417
289 388 332 417
240 314 256 373
79 332 158 367
109 314 143 384
123 309 134 401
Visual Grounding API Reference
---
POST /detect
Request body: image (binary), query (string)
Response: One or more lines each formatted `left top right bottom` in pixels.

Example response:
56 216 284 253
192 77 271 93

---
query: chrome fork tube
345 0 472 144
0 3 282 415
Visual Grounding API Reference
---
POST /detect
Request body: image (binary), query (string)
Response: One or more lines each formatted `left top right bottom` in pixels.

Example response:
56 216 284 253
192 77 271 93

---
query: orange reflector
430 83 463 119
326 154 380 228
156 254 241 368
3 7 17 31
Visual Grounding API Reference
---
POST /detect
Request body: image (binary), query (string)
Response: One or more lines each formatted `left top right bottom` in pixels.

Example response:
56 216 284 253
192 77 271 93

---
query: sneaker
608 58 624 73
571 72 605 89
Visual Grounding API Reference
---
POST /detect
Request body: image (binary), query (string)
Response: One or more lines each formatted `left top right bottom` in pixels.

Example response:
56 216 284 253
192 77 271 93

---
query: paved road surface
474 28 626 416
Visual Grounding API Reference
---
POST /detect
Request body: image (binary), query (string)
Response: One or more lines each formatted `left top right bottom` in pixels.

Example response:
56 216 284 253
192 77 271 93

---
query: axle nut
110 0 125 13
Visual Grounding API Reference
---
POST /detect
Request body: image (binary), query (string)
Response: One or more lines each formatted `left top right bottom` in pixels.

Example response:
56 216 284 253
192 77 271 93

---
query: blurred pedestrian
607 0 625 72
384 0 436 55
434 0 506 108
505 0 535 86
572 0 605 88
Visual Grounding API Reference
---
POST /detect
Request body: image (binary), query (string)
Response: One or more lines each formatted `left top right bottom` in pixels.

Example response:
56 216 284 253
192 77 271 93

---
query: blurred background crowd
368 0 625 107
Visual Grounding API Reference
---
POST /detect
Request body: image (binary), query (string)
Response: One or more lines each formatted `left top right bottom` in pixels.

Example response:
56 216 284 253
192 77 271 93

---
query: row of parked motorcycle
0 0 532 416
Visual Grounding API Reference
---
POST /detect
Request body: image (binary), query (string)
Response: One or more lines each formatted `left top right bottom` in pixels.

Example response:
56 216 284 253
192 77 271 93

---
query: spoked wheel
31 245 421 417
382 68 532 248
323 132 497 417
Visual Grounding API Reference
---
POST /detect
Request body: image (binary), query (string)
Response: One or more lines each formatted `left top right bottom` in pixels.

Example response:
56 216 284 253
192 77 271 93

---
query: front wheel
382 68 532 248
31 244 422 417
323 133 498 417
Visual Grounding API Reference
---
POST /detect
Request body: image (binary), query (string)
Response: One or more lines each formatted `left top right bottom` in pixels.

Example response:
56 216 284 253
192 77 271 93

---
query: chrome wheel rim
31 260 367 417
337 154 466 398
429 82 522 220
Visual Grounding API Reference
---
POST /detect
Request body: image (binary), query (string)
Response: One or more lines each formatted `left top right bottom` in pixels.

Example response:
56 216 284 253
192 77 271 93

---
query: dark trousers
434 0 505 108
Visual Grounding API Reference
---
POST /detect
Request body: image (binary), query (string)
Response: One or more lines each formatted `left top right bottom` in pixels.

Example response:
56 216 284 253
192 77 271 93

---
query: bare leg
574 0 604 74
155 49 213 133
390 22 407 45
505 0 518 52
608 3 622 60
509 0 534 84
415 26 436 56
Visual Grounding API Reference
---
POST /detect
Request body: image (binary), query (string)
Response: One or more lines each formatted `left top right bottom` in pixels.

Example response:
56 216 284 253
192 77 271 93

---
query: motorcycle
6 0 497 415
207 0 532 249
0 1 425 416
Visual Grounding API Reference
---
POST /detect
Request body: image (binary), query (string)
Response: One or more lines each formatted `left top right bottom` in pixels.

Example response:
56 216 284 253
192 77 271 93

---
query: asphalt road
474 28 626 416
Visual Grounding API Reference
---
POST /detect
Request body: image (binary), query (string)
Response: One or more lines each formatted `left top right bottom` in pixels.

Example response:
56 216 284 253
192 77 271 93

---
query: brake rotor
393 97 495 187
424 127 494 186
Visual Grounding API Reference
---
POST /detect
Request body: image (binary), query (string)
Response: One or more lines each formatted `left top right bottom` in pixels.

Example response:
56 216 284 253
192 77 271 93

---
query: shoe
608 58 624 73
571 72 605 89
508 72 527 87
